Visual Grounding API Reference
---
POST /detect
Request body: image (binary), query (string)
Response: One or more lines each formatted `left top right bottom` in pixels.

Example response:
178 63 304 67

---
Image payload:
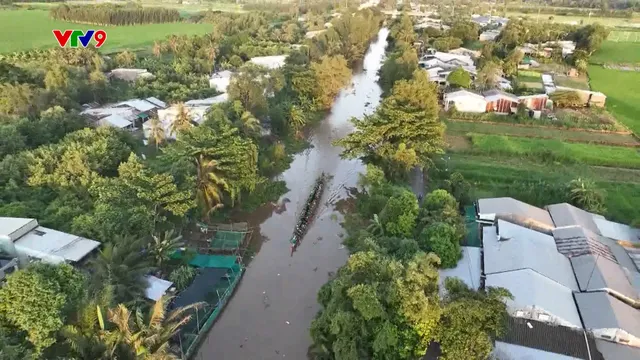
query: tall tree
311 55 352 110
310 251 442 359
379 46 419 94
436 278 512 360
446 67 472 88
149 230 185 270
88 236 155 305
476 61 503 90
169 103 192 137
147 116 166 148
0 263 85 353
337 70 445 172
162 122 258 217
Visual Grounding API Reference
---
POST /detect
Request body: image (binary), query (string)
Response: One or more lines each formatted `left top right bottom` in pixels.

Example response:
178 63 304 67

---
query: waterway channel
195 27 390 360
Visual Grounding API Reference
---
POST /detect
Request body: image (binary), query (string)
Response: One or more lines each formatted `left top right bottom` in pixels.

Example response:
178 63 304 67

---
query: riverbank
193 27 389 360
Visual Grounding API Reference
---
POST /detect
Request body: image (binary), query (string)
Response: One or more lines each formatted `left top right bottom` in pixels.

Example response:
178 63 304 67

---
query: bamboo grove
49 4 181 26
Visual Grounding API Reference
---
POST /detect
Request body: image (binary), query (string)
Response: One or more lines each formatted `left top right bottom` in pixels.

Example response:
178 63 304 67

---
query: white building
108 68 154 82
444 90 487 113
0 217 100 264
479 29 501 42
209 70 233 92
249 55 288 70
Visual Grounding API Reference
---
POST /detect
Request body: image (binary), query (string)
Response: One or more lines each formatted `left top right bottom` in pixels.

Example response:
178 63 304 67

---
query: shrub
169 266 197 291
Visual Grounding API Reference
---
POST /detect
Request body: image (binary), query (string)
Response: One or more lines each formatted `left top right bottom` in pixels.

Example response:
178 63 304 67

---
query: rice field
445 154 640 224
462 133 640 169
0 9 213 53
608 30 640 43
588 65 640 136
445 121 639 146
590 41 640 64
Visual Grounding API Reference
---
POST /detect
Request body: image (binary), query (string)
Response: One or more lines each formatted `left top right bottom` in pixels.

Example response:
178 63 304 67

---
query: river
195 27 389 360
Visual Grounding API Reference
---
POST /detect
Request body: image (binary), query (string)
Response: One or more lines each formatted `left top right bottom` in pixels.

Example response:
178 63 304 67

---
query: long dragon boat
290 173 326 254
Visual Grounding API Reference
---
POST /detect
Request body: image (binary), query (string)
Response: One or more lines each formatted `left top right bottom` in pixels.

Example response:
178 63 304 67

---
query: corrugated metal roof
570 255 639 300
483 221 578 290
100 114 132 129
547 203 601 235
553 226 616 262
0 217 37 241
493 341 585 360
145 97 166 109
249 55 288 69
574 292 640 338
144 275 173 301
438 246 481 294
13 226 100 263
118 99 157 113
487 269 583 328
594 218 640 243
478 197 554 227
498 317 603 360
594 339 640 360
483 89 520 102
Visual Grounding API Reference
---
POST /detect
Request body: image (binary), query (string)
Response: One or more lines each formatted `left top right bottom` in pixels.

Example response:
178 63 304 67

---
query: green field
589 65 640 136
446 154 640 224
590 41 640 64
608 30 640 42
446 121 639 146
0 9 213 53
506 11 640 27
462 133 640 169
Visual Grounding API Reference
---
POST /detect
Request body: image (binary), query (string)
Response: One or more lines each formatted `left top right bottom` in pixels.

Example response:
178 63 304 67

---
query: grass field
462 133 640 169
590 41 640 64
506 11 640 27
445 121 639 146
17 1 244 14
554 75 590 90
446 154 640 223
589 65 640 135
0 9 213 53
608 30 640 42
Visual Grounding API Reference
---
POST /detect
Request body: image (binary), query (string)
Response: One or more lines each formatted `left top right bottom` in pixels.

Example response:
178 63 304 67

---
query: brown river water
195 27 389 360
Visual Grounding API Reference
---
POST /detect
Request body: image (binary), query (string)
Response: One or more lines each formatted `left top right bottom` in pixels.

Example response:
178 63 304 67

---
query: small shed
144 275 174 301
519 94 550 111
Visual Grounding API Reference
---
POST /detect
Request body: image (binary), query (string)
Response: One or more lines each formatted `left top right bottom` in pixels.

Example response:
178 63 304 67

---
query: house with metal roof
209 70 233 92
475 197 640 359
81 97 166 129
0 217 100 265
249 55 288 70
438 246 481 295
477 197 555 227
108 68 154 82
483 89 520 114
443 90 487 113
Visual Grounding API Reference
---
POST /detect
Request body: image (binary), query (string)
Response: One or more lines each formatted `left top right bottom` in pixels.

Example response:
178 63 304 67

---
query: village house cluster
441 198 640 360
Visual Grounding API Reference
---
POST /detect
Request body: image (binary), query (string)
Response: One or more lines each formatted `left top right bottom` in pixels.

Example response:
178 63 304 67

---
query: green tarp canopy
170 251 238 269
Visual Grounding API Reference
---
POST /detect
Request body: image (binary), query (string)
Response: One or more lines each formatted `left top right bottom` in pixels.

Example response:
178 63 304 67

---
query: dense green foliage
312 166 509 359
338 70 445 174
50 4 181 26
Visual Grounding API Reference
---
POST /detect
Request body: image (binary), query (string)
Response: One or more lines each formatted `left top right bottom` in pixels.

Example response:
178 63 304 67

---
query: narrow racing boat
290 173 326 255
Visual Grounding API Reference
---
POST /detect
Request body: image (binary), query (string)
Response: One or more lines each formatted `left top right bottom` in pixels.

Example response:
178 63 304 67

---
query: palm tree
106 296 203 359
289 104 306 136
89 237 155 305
366 214 385 236
195 155 231 219
236 110 262 138
169 103 191 137
147 117 166 149
150 230 184 270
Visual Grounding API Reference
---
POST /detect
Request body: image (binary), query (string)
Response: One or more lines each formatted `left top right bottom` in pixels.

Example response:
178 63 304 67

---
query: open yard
554 74 590 90
0 9 213 53
608 30 640 42
589 65 640 135
461 133 640 169
590 41 640 64
445 121 639 146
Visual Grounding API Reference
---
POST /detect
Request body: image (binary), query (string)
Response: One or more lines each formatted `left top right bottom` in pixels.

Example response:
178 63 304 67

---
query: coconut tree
195 154 231 219
105 296 203 359
88 237 155 305
236 110 262 139
149 230 184 270
169 103 191 137
147 117 166 149
289 104 306 136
